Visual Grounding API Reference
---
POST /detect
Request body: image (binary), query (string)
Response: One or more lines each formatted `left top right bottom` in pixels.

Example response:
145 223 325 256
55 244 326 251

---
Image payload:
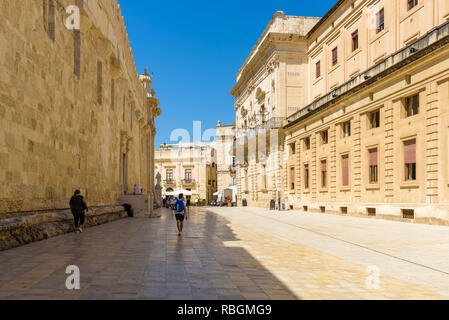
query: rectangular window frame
341 154 350 188
304 164 310 190
368 147 379 184
321 130 329 145
369 109 381 129
352 30 359 52
376 8 385 33
404 94 419 118
185 168 192 181
321 160 327 189
403 139 417 182
332 47 338 66
166 169 174 182
304 137 311 150
290 167 295 191
408 0 418 11
316 61 321 79
342 120 351 138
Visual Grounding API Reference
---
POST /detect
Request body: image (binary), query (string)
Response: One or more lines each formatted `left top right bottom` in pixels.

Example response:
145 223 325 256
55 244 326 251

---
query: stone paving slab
0 207 447 300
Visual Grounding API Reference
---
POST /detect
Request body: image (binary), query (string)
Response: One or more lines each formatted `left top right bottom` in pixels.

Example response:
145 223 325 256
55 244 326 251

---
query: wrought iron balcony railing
164 180 176 186
181 179 196 185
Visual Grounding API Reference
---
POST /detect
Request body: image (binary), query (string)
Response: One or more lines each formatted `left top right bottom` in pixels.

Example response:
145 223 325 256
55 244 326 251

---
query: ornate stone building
0 0 161 215
155 143 217 204
231 12 320 208
215 120 236 191
232 1 449 224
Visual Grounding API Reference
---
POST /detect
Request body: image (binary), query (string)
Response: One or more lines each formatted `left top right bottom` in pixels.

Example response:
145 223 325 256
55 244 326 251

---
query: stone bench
0 206 128 251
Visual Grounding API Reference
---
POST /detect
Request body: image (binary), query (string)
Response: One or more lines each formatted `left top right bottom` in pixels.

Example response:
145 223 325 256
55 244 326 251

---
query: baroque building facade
0 0 161 215
215 120 236 191
155 143 217 204
232 0 449 224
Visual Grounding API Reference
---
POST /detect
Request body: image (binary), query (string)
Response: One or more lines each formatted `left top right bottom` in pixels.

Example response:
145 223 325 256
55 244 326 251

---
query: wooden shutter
342 155 349 186
404 140 416 164
369 148 378 166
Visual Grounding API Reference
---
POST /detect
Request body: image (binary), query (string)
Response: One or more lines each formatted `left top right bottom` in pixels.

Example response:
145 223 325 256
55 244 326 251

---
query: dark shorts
175 213 185 221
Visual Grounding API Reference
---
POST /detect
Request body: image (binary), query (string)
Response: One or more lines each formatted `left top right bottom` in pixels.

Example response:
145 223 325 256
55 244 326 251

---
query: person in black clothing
69 190 88 233
186 196 191 215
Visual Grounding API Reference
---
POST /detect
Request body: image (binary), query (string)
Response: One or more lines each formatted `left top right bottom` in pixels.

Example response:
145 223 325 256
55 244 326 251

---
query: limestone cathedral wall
0 0 160 214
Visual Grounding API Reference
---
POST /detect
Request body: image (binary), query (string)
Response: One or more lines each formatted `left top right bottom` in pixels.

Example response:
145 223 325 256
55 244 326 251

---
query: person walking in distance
175 193 187 236
186 196 191 215
70 190 89 233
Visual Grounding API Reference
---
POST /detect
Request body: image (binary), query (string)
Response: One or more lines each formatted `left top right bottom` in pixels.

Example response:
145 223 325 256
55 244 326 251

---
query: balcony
181 179 196 186
164 180 176 186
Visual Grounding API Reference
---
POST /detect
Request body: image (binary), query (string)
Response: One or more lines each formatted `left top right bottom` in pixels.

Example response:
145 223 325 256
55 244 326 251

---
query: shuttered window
97 61 103 105
369 148 378 184
304 164 309 189
290 167 295 190
352 30 359 51
111 79 115 110
321 160 327 188
74 31 81 78
404 94 419 117
332 47 338 66
404 139 417 181
342 154 349 186
376 8 384 33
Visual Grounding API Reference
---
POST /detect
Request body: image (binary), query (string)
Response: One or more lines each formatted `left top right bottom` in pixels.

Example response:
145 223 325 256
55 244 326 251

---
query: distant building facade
232 1 449 225
155 143 217 203
0 0 161 214
215 121 236 191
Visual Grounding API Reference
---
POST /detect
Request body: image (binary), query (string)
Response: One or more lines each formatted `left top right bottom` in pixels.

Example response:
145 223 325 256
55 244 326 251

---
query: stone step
0 206 128 251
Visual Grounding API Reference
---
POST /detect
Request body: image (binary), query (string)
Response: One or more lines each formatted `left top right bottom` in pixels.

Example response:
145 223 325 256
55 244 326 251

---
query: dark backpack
176 199 185 213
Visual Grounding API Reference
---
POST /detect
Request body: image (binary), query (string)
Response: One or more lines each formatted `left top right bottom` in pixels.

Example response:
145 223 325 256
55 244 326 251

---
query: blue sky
118 0 336 148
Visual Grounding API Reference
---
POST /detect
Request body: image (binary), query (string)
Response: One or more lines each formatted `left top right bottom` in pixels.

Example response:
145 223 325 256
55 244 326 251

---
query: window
369 109 380 129
304 164 309 189
321 160 327 188
166 169 173 182
332 47 338 66
352 30 359 51
342 121 351 137
376 8 385 33
404 94 419 117
74 30 81 78
43 0 55 42
342 154 349 187
304 137 311 150
290 143 296 155
404 139 416 181
290 167 295 190
262 165 267 189
316 61 321 79
111 80 115 110
97 61 103 105
369 148 378 184
408 0 418 11
185 169 192 181
321 130 328 145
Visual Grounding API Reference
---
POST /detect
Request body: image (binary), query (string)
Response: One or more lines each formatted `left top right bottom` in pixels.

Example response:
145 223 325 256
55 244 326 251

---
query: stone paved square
1 207 449 300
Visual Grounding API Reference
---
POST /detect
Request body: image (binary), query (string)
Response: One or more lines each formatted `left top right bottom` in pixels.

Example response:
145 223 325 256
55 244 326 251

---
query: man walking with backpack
175 193 187 236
